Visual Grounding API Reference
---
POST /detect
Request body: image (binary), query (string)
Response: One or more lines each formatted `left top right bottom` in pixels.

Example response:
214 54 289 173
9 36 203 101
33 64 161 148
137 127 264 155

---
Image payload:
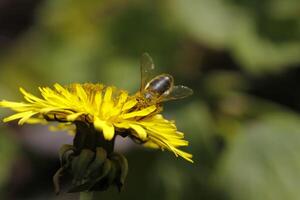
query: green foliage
217 111 300 200
168 0 300 74
0 127 19 197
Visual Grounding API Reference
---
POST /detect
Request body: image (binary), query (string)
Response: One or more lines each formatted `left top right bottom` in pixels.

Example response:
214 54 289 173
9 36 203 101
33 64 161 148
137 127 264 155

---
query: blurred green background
0 0 300 199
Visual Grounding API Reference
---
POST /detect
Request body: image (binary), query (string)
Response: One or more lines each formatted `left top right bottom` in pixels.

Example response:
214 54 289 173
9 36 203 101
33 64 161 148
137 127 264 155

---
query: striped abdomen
145 74 174 96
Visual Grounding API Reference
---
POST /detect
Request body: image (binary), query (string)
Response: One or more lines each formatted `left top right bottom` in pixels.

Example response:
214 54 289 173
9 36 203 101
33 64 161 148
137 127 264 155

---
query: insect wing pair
139 53 193 103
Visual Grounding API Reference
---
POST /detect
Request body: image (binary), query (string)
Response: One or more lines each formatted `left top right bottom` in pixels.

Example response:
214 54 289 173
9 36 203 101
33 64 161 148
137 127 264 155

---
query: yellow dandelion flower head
0 83 193 162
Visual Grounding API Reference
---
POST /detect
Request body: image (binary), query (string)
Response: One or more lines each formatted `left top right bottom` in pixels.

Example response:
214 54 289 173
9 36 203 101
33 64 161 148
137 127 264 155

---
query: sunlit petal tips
0 83 193 162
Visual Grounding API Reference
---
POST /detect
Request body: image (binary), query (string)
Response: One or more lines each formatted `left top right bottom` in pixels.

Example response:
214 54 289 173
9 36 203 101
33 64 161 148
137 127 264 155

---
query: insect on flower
135 53 193 108
0 52 194 194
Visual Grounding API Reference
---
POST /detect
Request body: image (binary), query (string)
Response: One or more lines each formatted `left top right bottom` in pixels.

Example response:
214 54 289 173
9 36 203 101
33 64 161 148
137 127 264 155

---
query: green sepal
58 144 74 167
88 158 112 190
106 160 118 186
53 167 65 195
110 152 129 191
85 147 107 178
71 149 95 186
69 157 114 192
68 181 91 193
68 147 108 192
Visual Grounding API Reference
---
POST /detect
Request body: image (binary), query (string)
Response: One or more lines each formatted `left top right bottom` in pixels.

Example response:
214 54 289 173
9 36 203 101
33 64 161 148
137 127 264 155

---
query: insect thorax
134 91 160 108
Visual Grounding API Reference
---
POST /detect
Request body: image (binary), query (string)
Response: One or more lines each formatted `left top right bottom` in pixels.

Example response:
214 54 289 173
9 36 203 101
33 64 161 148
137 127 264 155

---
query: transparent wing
140 53 155 90
161 85 193 102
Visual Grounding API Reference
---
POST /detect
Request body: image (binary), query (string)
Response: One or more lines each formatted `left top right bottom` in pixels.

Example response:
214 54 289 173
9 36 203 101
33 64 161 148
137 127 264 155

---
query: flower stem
80 192 94 200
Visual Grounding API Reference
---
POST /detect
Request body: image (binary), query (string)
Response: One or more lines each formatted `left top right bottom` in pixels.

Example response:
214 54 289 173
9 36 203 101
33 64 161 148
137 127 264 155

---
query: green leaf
216 111 300 200
168 0 300 74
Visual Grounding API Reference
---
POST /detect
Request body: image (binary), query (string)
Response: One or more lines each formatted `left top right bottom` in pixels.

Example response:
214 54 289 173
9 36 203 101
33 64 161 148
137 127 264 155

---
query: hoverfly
135 53 193 107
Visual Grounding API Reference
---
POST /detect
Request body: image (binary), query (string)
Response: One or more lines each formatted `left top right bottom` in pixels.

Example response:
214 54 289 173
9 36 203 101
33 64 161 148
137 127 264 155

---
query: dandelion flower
0 83 192 162
0 53 193 193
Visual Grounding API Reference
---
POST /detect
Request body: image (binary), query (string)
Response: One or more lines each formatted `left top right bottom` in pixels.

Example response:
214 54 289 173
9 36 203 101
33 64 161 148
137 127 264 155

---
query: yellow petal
0 101 32 113
130 124 147 140
26 118 48 124
114 122 130 129
40 107 62 113
146 126 178 137
66 112 84 121
0 101 29 108
3 111 34 123
103 122 115 140
94 91 102 113
109 92 128 117
20 88 44 104
101 101 114 118
94 117 115 140
121 105 156 119
104 87 113 102
54 83 68 94
174 149 193 163
143 141 160 149
101 87 114 117
18 111 38 125
122 99 137 111
76 84 88 102
93 117 103 130
116 91 128 107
